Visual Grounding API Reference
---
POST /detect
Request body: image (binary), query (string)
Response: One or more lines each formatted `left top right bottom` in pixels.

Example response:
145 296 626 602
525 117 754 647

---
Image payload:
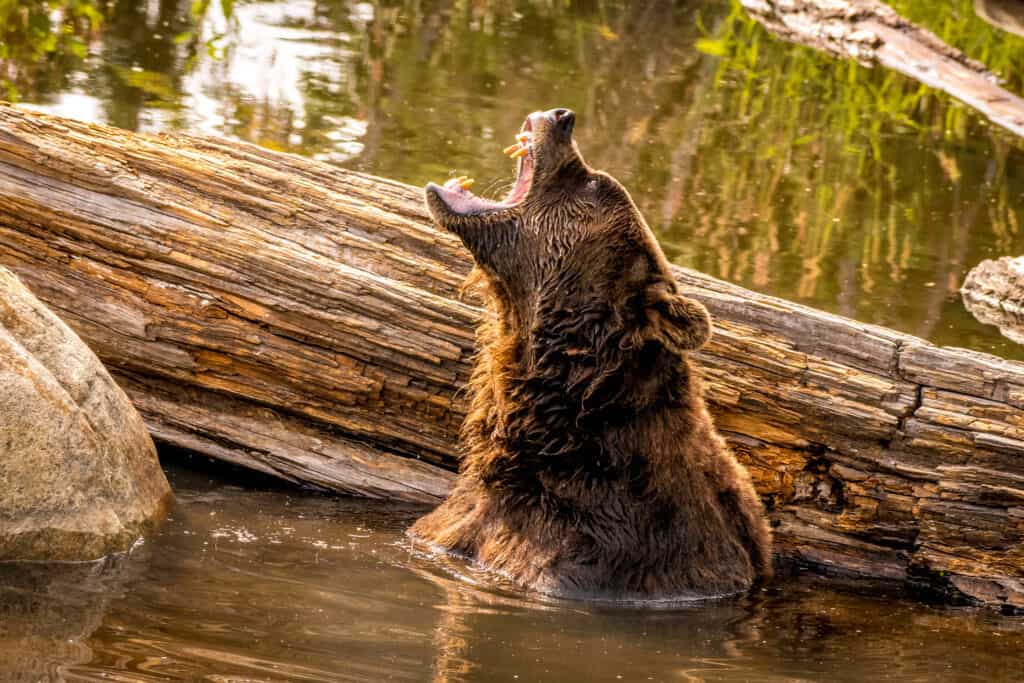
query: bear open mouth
431 116 536 215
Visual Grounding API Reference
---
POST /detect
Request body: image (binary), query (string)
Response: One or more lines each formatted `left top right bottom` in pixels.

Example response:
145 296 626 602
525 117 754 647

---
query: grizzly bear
410 108 771 599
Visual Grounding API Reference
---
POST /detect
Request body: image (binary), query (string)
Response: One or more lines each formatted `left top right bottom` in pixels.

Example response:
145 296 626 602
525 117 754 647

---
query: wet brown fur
410 110 771 599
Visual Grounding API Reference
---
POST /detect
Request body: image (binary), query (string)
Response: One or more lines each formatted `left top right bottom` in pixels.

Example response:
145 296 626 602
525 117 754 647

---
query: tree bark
742 0 1024 139
1 104 1022 609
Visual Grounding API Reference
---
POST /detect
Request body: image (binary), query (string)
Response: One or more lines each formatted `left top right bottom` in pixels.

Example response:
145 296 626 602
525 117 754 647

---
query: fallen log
742 0 1024 139
1 104 1022 609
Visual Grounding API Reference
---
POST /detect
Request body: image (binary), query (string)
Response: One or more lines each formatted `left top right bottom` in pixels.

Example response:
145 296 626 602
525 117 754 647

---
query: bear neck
462 282 704 502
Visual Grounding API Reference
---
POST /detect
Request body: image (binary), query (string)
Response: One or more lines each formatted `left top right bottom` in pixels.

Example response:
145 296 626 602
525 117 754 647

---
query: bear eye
586 178 599 191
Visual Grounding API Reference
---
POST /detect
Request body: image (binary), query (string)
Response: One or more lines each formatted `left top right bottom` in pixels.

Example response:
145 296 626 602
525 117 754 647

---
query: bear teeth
504 132 533 158
444 176 475 192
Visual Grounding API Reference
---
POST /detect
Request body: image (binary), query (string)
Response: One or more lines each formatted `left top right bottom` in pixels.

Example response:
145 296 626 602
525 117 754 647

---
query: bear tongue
434 178 500 215
506 149 533 204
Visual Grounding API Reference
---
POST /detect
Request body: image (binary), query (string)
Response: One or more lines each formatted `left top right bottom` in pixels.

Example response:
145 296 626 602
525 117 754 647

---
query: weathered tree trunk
1 105 1022 609
742 0 1024 139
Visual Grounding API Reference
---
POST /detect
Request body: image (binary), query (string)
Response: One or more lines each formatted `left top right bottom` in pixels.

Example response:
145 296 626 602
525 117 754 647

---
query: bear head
425 108 712 415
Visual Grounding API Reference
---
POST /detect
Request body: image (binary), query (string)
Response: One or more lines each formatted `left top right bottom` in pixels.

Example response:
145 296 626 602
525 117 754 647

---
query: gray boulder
0 266 171 560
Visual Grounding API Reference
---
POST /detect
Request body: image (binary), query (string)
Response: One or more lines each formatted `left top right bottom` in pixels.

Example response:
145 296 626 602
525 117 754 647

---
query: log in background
742 0 1024 139
0 105 1021 609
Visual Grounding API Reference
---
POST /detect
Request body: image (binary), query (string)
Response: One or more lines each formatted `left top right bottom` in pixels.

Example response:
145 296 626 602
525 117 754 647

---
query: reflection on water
2 460 1022 682
0 557 128 681
6 0 1024 358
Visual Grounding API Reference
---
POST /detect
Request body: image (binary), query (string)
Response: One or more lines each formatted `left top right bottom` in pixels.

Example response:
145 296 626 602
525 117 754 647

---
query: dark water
6 0 1024 358
2 459 1022 682
5 1 1024 680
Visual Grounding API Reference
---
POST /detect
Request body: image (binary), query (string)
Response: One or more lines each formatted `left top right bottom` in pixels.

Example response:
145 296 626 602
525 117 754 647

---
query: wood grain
0 104 1021 609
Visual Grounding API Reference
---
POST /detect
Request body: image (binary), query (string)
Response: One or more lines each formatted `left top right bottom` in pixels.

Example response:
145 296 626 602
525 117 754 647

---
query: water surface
2 459 1023 682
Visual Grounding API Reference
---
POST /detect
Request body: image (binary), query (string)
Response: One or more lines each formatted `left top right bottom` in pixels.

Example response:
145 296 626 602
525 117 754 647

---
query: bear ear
637 281 712 353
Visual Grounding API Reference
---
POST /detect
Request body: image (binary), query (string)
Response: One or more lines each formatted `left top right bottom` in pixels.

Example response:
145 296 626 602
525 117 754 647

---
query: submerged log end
962 256 1024 346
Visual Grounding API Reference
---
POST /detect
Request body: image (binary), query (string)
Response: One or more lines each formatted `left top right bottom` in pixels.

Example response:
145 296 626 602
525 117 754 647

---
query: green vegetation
0 0 102 101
